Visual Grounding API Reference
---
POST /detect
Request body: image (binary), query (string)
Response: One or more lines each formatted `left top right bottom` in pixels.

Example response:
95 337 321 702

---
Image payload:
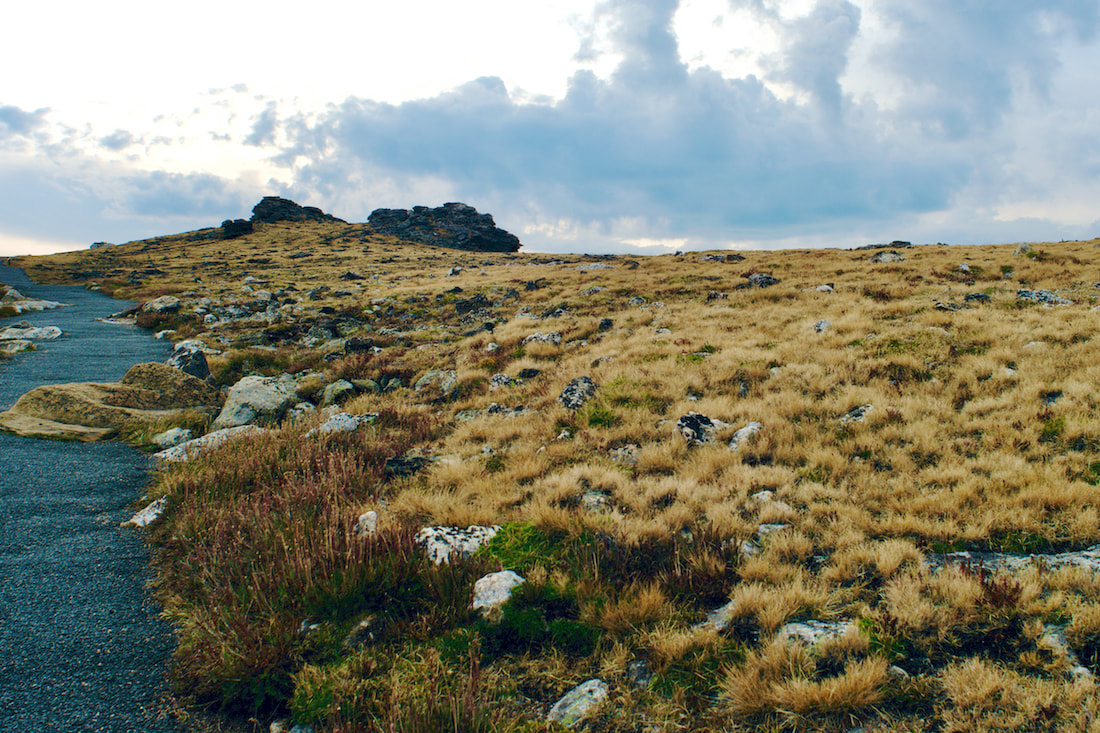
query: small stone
558 376 597 410
582 491 613 513
154 425 266 463
355 510 378 537
748 273 780 288
417 525 501 564
677 412 730 445
384 455 433 477
840 404 873 424
308 412 378 437
813 320 831 333
414 369 458 398
547 679 609 728
472 570 525 613
728 421 762 450
523 331 562 346
609 444 639 466
626 660 653 689
777 619 855 647
153 427 193 449
122 497 167 528
757 523 790 539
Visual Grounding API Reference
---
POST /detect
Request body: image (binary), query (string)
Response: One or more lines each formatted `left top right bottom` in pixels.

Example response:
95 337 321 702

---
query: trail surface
0 265 188 731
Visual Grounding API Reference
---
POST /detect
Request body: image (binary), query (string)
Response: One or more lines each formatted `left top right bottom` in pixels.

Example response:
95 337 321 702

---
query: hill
8 217 1100 732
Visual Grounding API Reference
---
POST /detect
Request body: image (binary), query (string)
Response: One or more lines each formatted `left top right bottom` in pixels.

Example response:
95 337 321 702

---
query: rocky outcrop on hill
251 196 346 224
368 203 521 252
0 363 221 440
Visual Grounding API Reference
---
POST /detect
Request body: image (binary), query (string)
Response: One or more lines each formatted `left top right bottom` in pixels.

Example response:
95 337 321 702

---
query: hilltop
7 215 1100 732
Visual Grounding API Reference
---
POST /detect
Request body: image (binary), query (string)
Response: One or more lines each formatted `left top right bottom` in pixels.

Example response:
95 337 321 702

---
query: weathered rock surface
153 427 193 448
212 375 298 429
122 497 167 528
678 412 730 445
416 525 501 564
306 412 378 437
1017 289 1072 305
154 425 266 462
0 363 221 441
368 202 521 252
472 570 525 613
729 421 763 450
547 679 609 728
414 369 458 399
250 196 345 224
166 340 210 380
142 296 180 314
0 323 62 341
558 376 597 410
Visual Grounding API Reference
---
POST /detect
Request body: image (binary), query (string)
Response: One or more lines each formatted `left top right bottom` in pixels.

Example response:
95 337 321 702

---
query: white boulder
472 570 525 613
212 375 298 429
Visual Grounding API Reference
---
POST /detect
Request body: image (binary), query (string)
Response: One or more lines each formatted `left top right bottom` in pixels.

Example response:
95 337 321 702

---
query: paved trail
0 265 189 732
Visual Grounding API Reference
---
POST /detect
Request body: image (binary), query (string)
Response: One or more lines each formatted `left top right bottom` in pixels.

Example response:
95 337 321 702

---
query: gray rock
757 523 790 538
143 296 181 314
355 511 378 538
840 404 873 424
384 455 433 477
166 341 210 380
813 320 831 333
154 425 266 463
414 369 459 398
0 339 33 355
677 412 730 445
0 324 62 341
777 620 855 648
286 402 316 421
582 491 613 513
965 292 991 304
122 497 167 528
626 660 653 690
628 296 646 306
307 412 378 437
547 679 609 728
558 376 597 410
1014 243 1033 256
416 525 501 564
1017 289 1072 305
609 444 639 467
748 273 780 288
729 422 763 450
472 570 525 613
523 331 562 346
869 251 906 263
212 375 298 429
489 373 519 391
152 427 193 449
322 379 356 406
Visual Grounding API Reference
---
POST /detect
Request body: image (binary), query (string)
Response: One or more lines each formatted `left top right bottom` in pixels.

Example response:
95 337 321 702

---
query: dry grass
15 230 1100 730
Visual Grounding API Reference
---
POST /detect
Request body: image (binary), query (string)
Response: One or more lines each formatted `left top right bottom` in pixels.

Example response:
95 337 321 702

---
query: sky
2 0 1099 256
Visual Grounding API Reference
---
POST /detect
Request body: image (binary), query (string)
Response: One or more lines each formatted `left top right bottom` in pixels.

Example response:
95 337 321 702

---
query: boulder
322 379 356 406
212 375 299 429
414 369 458 399
812 320 831 333
307 412 378 437
416 525 501 564
153 427 193 448
143 296 181 314
122 497 168 528
1017 289 1072 305
729 421 763 450
558 376 597 410
677 412 730 445
166 341 210 380
869 251 906 263
154 425 266 462
368 202 521 252
547 679 609 729
0 339 33 355
839 404 873 424
0 324 61 341
220 219 253 238
471 570 525 613
747 273 780 288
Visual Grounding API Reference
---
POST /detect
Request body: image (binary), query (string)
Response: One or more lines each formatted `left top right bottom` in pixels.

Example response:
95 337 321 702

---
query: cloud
0 105 48 138
99 129 134 151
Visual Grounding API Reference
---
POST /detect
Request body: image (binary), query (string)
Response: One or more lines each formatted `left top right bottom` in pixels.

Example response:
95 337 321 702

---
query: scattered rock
322 379 356 406
812 320 831 333
870 251 906 263
777 620 856 648
142 296 181 314
339 271 365 281
153 427 193 448
757 523 790 539
0 340 33 355
625 660 653 690
523 331 561 346
809 284 835 293
706 291 728 302
729 422 763 450
166 341 210 380
154 425 266 462
489 373 519 390
1014 244 1033 256
840 404 873 424
414 369 459 399
384 455 433 477
307 412 378 437
558 376 597 410
212 375 299 429
122 497 167 528
597 318 613 332
677 412 730 445
547 679 609 729
416 525 501 564
747 273 780 288
1017 289 1072 305
472 570 525 613
609 444 639 467
582 491 613 513
355 511 378 538
964 292 991 304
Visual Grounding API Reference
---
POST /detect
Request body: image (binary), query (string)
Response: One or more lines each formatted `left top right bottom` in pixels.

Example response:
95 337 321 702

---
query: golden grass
15 230 1100 730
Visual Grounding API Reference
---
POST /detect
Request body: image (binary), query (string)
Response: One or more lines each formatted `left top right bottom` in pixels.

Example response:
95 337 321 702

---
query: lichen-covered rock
840 404 873 424
212 375 298 429
0 323 62 340
748 273 780 288
368 202 521 252
416 525 502 564
677 412 730 444
870 251 906 263
558 376 597 410
547 679 609 728
166 340 210 380
729 421 762 450
414 369 458 399
307 412 378 437
153 427 193 448
142 296 181 314
1017 289 1072 305
777 620 856 648
322 379 356 406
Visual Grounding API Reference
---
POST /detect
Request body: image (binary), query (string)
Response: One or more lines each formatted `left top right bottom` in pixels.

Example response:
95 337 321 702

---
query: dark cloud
245 102 279 146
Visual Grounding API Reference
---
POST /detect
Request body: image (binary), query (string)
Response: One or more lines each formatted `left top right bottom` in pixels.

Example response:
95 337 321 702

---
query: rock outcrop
250 196 346 224
368 203 521 252
212 375 299 430
0 362 221 441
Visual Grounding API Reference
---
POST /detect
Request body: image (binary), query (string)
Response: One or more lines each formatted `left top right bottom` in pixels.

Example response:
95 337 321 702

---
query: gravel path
0 265 190 731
